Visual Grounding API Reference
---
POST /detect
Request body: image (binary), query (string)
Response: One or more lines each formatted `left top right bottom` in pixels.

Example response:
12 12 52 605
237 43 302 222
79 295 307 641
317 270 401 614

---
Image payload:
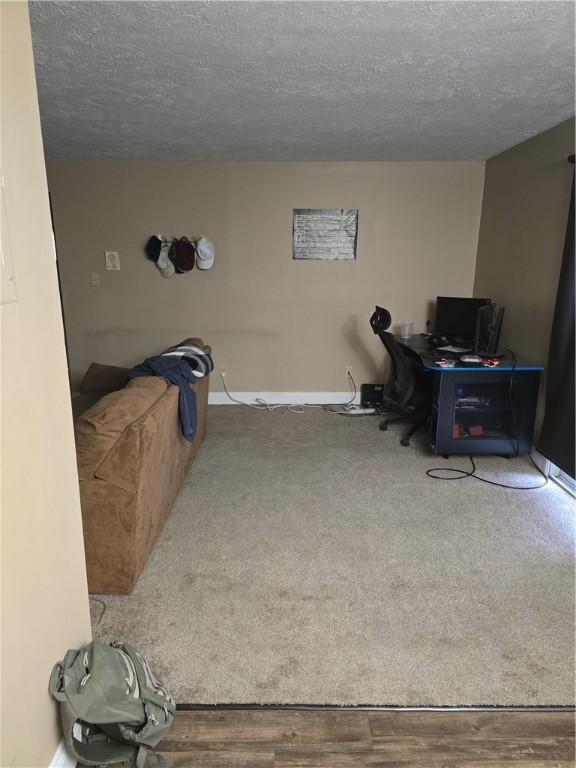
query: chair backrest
370 306 392 334
369 306 416 408
378 330 416 407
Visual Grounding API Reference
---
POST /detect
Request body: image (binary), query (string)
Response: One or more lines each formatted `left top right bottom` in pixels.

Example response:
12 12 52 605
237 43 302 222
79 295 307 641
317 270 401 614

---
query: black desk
397 335 543 456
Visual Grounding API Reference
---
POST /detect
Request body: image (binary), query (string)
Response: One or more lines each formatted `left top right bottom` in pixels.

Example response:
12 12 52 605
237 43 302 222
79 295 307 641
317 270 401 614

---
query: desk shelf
431 369 541 456
454 407 510 413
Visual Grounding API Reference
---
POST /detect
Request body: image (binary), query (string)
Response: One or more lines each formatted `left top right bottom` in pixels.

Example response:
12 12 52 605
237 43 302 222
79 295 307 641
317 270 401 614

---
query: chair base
379 408 430 447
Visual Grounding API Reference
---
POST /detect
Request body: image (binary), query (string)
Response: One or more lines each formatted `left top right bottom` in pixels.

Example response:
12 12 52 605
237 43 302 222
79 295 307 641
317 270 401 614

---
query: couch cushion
75 376 168 480
72 392 106 422
80 362 131 393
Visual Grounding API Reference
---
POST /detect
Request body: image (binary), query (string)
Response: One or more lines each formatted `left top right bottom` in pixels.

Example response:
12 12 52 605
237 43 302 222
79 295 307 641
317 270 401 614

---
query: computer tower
474 303 505 356
486 306 505 355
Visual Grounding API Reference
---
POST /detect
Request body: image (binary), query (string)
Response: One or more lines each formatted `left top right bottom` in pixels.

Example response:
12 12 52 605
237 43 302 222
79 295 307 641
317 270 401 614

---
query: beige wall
473 118 574 433
474 118 574 364
48 161 485 392
1 4 91 766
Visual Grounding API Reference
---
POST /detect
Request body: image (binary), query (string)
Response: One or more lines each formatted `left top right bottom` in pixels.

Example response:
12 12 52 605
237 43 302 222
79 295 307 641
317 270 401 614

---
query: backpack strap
49 649 82 701
49 662 67 702
136 745 167 768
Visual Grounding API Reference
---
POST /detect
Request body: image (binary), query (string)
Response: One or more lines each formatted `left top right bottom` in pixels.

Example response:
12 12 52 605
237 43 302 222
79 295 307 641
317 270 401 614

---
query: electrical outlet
89 271 100 288
220 365 227 379
105 251 121 271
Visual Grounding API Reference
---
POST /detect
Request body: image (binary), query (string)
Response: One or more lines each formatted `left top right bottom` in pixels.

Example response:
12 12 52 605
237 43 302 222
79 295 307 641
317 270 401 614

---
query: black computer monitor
434 297 491 342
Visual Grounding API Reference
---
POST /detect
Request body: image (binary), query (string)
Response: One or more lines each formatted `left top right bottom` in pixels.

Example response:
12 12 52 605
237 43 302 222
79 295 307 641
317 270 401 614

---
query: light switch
90 271 100 288
105 251 121 270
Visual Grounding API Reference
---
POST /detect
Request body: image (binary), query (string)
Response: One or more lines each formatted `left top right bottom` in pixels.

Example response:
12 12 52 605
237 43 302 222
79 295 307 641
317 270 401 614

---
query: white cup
399 321 414 339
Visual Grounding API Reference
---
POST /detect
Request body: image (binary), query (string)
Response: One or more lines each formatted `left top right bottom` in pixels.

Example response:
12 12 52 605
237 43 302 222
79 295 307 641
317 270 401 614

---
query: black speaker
361 383 385 408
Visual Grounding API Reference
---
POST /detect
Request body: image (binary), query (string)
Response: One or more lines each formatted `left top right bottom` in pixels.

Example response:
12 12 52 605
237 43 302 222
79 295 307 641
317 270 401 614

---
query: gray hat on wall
157 239 175 278
196 235 214 270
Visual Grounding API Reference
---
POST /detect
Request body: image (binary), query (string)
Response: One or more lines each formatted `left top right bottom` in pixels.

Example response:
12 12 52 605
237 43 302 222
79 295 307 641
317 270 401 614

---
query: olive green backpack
49 640 175 767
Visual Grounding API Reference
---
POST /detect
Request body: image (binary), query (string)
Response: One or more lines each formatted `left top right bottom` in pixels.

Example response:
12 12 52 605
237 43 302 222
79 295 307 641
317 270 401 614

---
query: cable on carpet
89 596 107 626
220 370 358 414
425 453 548 490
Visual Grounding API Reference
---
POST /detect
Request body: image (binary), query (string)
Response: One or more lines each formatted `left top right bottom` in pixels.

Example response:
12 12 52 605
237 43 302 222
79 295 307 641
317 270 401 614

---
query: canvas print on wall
293 208 358 260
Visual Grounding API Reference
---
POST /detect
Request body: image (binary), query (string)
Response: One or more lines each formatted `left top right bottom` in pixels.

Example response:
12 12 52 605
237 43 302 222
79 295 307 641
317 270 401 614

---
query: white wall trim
50 740 76 768
532 449 576 497
209 391 361 406
530 449 551 476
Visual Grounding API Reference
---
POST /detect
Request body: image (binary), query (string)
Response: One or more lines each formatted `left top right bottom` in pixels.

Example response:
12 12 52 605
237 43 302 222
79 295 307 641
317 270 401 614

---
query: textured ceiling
30 1 575 161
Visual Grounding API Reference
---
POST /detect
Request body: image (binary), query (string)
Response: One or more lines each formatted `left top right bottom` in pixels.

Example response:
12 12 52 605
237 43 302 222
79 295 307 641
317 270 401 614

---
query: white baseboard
50 740 76 768
530 449 550 475
209 391 361 406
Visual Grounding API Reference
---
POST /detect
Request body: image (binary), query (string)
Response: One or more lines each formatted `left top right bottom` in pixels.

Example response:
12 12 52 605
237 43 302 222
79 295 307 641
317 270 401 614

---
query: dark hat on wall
145 235 162 262
170 237 196 273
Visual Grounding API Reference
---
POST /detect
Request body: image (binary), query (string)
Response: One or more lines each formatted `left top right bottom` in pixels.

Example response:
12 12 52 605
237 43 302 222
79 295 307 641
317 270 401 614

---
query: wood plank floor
158 710 575 767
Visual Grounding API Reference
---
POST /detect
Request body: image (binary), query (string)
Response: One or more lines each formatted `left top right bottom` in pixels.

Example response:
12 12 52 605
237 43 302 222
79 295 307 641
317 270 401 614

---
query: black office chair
370 306 432 446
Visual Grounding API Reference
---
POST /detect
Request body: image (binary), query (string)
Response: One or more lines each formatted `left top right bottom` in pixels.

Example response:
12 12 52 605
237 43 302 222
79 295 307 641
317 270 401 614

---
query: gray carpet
92 406 575 705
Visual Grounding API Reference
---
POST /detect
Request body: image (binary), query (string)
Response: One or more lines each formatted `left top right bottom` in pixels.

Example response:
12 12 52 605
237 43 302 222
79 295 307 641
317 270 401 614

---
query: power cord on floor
219 370 358 414
505 350 522 459
426 454 548 490
90 596 107 626
324 406 380 416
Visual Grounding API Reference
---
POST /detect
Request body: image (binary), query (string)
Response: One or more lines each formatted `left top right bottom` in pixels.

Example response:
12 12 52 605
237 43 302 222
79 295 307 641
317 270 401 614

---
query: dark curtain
538 165 575 478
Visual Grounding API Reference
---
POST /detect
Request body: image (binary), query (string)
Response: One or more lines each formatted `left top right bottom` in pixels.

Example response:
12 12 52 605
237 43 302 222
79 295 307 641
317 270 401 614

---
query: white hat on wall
156 238 175 278
196 235 215 270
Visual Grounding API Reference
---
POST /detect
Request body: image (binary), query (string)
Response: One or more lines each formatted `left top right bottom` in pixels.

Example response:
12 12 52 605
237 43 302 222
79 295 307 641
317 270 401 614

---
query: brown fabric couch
72 362 131 421
74 338 209 595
